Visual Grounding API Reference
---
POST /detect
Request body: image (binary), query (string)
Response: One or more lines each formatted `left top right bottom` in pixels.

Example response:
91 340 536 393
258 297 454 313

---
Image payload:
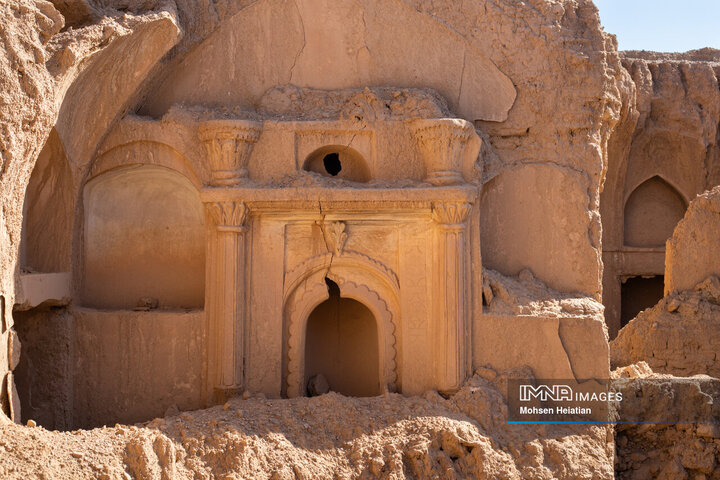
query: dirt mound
0 370 613 479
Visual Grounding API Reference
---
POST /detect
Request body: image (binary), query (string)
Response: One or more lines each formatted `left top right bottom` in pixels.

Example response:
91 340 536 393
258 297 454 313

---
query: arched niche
284 266 398 398
624 176 687 248
305 285 380 397
21 128 74 273
303 145 371 182
81 165 205 309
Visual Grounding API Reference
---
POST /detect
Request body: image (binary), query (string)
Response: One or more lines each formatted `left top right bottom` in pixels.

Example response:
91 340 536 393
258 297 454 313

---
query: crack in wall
316 200 336 284
456 48 467 109
557 321 581 381
288 0 306 84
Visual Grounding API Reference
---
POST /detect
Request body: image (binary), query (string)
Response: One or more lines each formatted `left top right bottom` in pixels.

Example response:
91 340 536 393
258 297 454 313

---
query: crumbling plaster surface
139 0 517 122
666 186 720 293
478 268 608 381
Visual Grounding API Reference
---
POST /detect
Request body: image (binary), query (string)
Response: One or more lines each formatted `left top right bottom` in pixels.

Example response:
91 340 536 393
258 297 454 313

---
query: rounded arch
302 145 371 182
81 164 206 309
89 141 203 190
284 265 398 398
623 175 688 248
284 251 400 301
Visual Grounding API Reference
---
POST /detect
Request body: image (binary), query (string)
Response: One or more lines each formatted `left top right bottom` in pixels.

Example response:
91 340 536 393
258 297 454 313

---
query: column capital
432 202 472 227
411 118 478 186
207 201 248 232
198 119 262 186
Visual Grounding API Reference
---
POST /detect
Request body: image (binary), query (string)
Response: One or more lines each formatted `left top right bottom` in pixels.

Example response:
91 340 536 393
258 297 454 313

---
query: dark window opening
620 275 664 328
323 153 342 176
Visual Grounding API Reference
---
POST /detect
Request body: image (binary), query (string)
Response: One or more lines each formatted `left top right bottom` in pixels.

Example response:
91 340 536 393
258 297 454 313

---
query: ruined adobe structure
0 0 719 478
603 49 720 337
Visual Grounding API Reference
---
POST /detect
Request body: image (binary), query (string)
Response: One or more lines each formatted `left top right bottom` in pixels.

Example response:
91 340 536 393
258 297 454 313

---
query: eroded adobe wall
0 1 65 420
611 188 720 478
0 0 181 422
666 186 720 293
613 363 720 479
611 187 720 376
601 49 720 336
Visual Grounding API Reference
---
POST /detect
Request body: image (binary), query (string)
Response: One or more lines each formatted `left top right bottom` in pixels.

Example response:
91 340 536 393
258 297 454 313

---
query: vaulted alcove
624 176 687 248
82 165 205 310
21 128 74 274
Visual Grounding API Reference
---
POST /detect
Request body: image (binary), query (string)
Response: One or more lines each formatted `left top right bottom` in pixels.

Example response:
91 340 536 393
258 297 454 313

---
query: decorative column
432 202 472 393
198 120 262 186
411 118 476 186
206 201 248 403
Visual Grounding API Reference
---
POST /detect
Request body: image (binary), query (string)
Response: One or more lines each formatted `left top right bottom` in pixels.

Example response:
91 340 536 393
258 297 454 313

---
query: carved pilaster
411 119 476 186
432 202 472 392
198 120 262 186
205 201 249 402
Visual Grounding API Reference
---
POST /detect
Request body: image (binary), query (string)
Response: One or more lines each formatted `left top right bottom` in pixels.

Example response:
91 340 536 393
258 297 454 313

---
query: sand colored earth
612 363 720 479
0 371 613 480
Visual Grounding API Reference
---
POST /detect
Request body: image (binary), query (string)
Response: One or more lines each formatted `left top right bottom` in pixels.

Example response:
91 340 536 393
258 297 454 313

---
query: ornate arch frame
283 255 399 398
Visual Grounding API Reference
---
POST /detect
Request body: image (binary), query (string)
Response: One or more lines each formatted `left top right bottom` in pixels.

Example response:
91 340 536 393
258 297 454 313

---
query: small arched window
303 145 371 183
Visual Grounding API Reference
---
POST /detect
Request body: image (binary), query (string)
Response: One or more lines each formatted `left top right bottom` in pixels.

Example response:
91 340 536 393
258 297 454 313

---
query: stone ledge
14 273 71 312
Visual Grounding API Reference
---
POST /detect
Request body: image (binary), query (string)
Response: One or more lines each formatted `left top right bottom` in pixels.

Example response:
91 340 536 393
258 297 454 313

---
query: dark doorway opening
304 285 380 397
620 275 664 328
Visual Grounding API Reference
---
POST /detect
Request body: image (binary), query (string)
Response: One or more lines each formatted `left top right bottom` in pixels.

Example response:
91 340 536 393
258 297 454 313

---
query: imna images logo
519 384 573 402
517 383 623 403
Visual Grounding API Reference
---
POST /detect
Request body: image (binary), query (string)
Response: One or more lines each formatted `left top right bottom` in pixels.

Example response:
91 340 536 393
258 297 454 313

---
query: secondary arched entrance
304 281 380 397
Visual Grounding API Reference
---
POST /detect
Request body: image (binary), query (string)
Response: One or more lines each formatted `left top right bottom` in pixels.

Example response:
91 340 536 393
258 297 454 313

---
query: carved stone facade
5 0 627 434
78 88 484 401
